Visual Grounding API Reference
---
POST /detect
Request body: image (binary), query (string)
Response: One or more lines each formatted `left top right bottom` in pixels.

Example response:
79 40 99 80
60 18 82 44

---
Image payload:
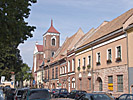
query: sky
18 0 133 69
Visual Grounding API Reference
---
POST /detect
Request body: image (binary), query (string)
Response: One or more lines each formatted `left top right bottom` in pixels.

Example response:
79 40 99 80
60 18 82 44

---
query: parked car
76 93 115 100
116 94 133 100
0 90 4 100
53 88 69 98
51 89 58 97
23 88 51 100
5 88 16 100
14 87 29 100
93 91 115 99
68 90 87 99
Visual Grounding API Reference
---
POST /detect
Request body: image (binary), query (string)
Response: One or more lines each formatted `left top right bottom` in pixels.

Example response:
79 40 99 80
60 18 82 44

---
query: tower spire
51 19 53 26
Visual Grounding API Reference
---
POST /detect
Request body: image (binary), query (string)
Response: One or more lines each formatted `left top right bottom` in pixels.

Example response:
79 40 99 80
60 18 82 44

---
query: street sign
33 80 35 85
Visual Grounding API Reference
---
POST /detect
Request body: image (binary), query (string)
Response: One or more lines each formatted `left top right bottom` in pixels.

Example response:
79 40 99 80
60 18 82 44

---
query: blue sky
18 0 133 68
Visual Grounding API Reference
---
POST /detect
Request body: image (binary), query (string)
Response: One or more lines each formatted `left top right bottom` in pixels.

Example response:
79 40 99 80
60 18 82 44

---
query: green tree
15 63 33 88
0 0 36 80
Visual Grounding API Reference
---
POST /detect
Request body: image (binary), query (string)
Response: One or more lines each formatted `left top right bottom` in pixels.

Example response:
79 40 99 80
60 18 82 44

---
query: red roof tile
47 19 60 34
36 45 43 52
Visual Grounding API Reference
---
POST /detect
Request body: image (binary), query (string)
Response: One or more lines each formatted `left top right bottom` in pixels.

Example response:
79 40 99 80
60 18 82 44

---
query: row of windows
108 75 123 92
78 46 122 67
51 67 58 79
78 56 91 67
60 59 75 75
97 46 121 64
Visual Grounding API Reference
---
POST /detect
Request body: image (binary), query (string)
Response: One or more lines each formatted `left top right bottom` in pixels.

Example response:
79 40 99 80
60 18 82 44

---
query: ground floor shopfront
75 65 129 97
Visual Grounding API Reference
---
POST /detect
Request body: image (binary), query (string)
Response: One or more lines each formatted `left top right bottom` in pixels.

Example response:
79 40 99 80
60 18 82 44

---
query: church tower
43 19 60 60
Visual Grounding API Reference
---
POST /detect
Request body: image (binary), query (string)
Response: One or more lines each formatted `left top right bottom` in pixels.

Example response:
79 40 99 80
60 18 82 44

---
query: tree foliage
0 0 36 80
16 63 33 81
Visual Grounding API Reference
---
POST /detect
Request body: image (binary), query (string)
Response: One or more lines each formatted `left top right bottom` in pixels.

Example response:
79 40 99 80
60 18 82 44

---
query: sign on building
1 76 5 83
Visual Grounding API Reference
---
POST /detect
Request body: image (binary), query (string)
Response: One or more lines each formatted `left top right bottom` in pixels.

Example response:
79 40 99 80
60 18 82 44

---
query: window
88 56 91 65
116 46 121 59
52 52 55 57
48 70 49 79
108 76 113 91
68 61 70 72
65 66 67 73
96 52 101 65
88 78 91 90
45 70 47 79
45 38 46 46
60 68 61 74
117 75 123 92
83 57 86 66
107 49 112 60
52 38 55 46
116 46 122 62
62 66 64 74
72 78 75 88
52 68 54 79
78 59 80 67
56 67 58 79
72 59 75 71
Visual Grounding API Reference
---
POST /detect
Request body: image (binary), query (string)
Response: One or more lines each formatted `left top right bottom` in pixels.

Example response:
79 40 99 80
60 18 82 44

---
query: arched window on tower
52 38 55 46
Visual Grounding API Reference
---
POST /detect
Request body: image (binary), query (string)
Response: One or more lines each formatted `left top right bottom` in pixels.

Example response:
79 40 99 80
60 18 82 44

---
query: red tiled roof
47 19 60 34
36 45 43 52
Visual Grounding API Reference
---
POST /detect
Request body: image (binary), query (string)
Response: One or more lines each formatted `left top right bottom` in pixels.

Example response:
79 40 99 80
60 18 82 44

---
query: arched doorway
97 77 103 91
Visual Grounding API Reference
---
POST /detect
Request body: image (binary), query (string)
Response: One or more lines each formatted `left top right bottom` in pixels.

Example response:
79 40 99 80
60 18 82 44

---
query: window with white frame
83 57 86 67
78 59 80 67
72 78 75 88
51 36 56 46
68 61 70 72
62 66 64 74
116 46 121 58
88 56 91 65
97 52 101 63
72 59 75 71
60 67 62 74
65 66 66 73
107 49 112 60
117 75 123 92
43 53 45 58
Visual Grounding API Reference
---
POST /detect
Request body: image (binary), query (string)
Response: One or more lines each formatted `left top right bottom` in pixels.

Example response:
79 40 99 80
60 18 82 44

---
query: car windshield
92 94 112 100
29 90 50 100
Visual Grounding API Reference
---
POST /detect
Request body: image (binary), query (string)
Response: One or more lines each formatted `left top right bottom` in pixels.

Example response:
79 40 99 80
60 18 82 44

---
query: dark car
68 90 87 99
23 88 51 100
5 88 16 100
14 88 29 100
54 88 68 98
76 93 114 100
51 89 58 97
116 94 133 100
